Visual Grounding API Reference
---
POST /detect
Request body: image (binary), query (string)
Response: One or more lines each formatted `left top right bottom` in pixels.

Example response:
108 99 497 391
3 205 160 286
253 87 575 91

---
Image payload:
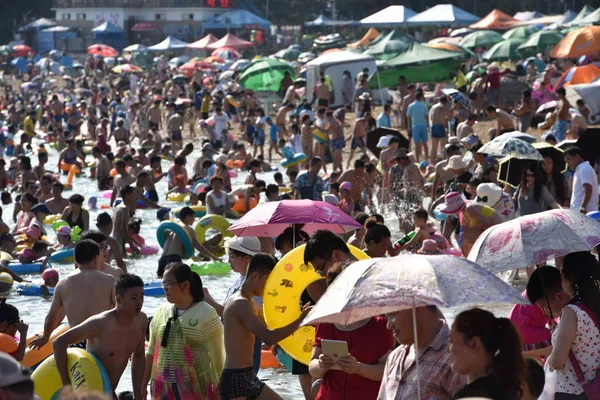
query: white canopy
307 50 375 66
407 4 479 26
361 6 416 26
147 36 189 51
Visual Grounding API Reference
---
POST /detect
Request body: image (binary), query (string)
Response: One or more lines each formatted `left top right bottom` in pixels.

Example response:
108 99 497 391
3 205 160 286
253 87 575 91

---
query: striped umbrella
211 46 242 60
554 64 600 90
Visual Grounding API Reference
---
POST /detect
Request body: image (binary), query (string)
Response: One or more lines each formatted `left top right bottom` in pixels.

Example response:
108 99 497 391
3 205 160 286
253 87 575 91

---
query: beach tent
470 9 519 30
374 42 467 87
347 28 380 48
406 4 479 26
516 15 566 26
187 34 218 50
306 15 332 26
18 18 56 33
360 6 416 27
147 36 189 51
92 21 126 51
565 5 596 26
10 57 29 73
513 11 544 21
123 44 147 52
363 29 419 60
544 10 577 30
306 50 377 108
202 10 270 30
238 58 295 91
207 33 254 50
576 7 600 26
92 21 123 34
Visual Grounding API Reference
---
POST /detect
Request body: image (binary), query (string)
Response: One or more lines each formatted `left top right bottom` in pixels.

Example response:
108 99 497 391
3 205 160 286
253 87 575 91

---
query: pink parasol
468 209 600 274
228 199 362 237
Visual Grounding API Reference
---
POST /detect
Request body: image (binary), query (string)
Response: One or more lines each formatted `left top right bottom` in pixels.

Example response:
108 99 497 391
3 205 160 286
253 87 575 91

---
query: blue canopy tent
11 58 29 73
38 26 77 54
306 15 332 26
92 22 127 50
407 4 479 26
202 10 271 30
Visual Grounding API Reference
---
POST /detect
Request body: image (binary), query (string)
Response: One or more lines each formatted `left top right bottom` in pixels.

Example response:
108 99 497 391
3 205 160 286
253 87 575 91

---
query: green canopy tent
238 58 295 92
502 25 540 40
363 29 419 60
371 43 467 87
482 39 525 62
459 30 504 49
517 30 564 57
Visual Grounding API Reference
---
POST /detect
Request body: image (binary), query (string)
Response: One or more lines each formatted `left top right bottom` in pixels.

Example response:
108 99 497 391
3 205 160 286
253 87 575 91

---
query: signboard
94 11 124 27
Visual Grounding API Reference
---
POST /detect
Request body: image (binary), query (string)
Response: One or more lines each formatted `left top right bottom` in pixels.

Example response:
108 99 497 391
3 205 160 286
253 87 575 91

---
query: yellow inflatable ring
193 214 233 256
22 325 70 368
227 94 240 108
263 244 369 365
312 128 328 144
32 348 112 399
43 214 61 225
279 186 292 193
167 192 188 202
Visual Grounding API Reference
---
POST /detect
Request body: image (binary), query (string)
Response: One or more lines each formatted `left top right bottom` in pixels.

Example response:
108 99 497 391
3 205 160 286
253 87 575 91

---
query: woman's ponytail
189 272 205 303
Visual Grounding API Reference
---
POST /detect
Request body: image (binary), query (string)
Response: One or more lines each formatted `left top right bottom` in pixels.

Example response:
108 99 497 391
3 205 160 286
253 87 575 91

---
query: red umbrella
178 59 215 77
12 44 34 57
87 44 118 57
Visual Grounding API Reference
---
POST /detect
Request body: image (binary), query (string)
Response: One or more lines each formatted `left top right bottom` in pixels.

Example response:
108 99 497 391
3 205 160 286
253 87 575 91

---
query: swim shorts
219 367 265 400
170 131 183 141
157 254 183 277
318 98 329 108
554 120 569 142
146 189 158 202
411 124 428 143
98 175 110 191
253 129 265 146
351 136 366 150
149 122 159 130
68 340 87 349
330 137 345 151
431 124 447 139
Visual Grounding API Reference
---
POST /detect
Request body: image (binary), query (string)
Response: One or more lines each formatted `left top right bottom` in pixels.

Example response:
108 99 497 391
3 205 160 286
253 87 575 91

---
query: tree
0 0 52 41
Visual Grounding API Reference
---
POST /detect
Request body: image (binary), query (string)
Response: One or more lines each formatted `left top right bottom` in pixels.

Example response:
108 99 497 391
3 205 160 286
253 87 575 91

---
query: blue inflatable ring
156 221 195 259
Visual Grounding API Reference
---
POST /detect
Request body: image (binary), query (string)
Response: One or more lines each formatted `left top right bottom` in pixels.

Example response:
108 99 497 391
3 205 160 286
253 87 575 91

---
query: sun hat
31 203 52 215
417 239 440 255
339 181 352 191
444 155 468 170
474 183 503 208
376 136 390 148
439 192 467 215
0 351 32 388
323 194 340 206
56 225 72 237
224 236 261 256
446 136 461 147
216 154 228 165
460 134 480 148
42 268 59 281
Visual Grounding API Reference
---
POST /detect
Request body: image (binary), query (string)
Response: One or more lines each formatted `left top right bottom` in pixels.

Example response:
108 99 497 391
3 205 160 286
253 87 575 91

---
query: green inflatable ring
190 261 231 276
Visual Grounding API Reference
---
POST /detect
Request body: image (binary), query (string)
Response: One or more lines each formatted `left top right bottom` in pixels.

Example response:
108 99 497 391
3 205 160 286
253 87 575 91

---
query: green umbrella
272 48 301 62
482 39 525 62
238 58 295 92
517 30 564 57
0 45 12 56
459 30 504 49
502 25 541 40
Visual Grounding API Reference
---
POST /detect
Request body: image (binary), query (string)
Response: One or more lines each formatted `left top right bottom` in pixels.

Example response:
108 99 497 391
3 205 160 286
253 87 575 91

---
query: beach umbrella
576 127 600 164
523 56 546 73
178 59 215 77
0 45 12 56
426 43 475 58
497 156 538 187
87 44 118 57
502 25 540 40
237 58 295 92
204 56 225 64
533 142 566 172
122 44 146 53
228 199 362 237
111 64 143 73
211 46 241 60
459 30 504 49
518 31 564 57
272 48 301 61
366 127 409 158
478 136 542 159
482 39 525 62
302 255 527 326
428 36 463 45
11 44 34 57
229 59 251 71
442 88 472 110
551 26 600 58
554 64 600 90
450 28 473 37
468 209 600 273
495 131 536 143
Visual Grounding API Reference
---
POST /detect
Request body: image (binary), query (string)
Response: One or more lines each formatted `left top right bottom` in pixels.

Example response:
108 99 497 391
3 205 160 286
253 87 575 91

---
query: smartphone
321 339 349 370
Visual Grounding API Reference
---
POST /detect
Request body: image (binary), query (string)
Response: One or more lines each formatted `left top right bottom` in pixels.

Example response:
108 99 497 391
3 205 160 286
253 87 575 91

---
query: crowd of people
0 32 599 400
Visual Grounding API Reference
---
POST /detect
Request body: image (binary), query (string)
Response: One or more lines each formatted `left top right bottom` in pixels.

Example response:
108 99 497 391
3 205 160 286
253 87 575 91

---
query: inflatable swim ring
167 192 187 202
16 283 54 296
229 170 238 178
156 221 195 259
60 160 75 172
5 262 46 275
0 251 13 262
101 190 113 199
174 205 206 218
23 325 69 368
260 349 281 369
126 244 159 256
194 214 233 255
278 186 292 194
143 281 165 296
281 153 306 169
161 154 175 161
433 204 448 221
190 260 231 276
312 128 328 144
0 272 13 293
263 244 369 365
0 333 18 353
587 211 600 221
227 94 241 108
32 348 112 400
49 248 74 263
42 214 61 225
232 196 258 213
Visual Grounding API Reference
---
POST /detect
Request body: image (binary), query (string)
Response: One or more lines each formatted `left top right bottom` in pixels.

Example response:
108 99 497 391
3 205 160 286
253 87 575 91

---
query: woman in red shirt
308 263 395 399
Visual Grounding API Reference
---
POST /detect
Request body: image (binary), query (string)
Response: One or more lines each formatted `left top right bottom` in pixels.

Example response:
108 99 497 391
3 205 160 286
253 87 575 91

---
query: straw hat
444 155 468 170
440 192 467 215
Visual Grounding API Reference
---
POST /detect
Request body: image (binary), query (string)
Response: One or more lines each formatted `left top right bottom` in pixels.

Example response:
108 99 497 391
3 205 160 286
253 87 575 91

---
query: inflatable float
232 196 258 214
190 261 231 276
156 221 195 259
312 128 328 144
167 192 187 202
194 214 233 256
32 348 113 400
48 248 74 263
23 325 70 368
42 214 62 225
260 349 281 369
0 272 14 293
5 262 46 275
0 333 17 353
17 282 165 297
263 244 369 365
281 153 306 169
174 205 206 218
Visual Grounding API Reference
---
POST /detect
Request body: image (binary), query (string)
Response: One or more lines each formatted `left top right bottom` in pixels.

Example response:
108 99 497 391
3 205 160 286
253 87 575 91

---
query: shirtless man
29 240 116 350
315 77 330 109
283 81 300 105
157 206 216 277
147 99 162 131
167 110 184 152
167 156 188 191
53 274 146 398
378 136 400 203
555 88 571 142
275 103 293 139
339 159 373 213
220 254 310 400
346 112 370 169
110 160 136 207
429 97 452 163
400 84 416 132
50 94 64 128
571 110 588 138
95 212 127 272
109 119 129 145
92 147 111 190
111 186 139 255
80 230 124 279
58 139 81 171
45 182 71 214
133 171 160 209
326 110 344 172
485 105 515 140
37 175 54 203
